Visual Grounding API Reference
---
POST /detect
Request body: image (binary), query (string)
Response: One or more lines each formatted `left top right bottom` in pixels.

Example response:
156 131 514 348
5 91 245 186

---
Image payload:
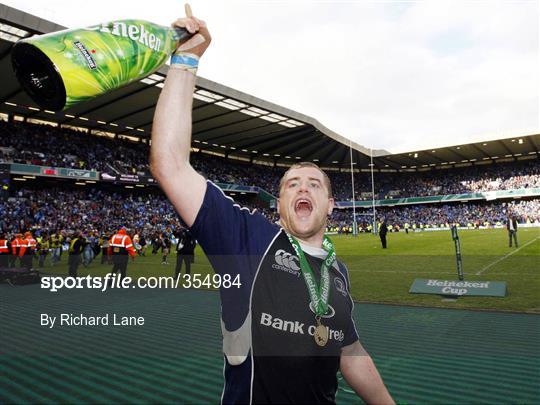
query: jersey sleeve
190 181 279 262
189 180 281 330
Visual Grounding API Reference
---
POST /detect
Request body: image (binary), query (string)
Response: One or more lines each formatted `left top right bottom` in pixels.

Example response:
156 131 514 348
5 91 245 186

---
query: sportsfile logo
272 249 300 276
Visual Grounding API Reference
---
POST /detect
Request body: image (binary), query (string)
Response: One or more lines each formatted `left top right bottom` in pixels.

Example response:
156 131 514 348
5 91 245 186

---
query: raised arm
340 341 395 405
150 5 211 227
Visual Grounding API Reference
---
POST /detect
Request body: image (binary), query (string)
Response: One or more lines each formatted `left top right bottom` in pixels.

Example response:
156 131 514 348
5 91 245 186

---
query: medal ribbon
287 234 336 317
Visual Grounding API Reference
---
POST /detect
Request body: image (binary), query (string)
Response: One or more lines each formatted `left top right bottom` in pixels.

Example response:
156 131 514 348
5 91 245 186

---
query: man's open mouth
294 199 313 216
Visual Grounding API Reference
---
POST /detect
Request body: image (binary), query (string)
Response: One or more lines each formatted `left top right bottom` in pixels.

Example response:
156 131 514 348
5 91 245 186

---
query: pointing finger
185 3 193 18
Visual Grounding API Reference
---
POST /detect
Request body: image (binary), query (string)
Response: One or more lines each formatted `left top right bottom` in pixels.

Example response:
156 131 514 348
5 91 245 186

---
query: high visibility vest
50 236 60 248
38 240 50 253
11 239 22 255
69 238 80 253
21 238 37 256
110 234 132 255
0 239 9 254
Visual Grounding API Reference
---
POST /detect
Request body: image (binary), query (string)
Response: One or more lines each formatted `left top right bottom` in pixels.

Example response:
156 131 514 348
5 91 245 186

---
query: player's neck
293 231 324 249
279 220 325 249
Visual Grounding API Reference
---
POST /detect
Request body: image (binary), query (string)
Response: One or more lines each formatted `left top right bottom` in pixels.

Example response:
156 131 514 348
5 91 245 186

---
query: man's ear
327 198 334 216
276 199 280 214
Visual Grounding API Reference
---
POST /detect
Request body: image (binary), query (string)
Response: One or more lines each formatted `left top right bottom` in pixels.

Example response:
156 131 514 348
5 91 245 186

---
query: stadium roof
1 4 539 172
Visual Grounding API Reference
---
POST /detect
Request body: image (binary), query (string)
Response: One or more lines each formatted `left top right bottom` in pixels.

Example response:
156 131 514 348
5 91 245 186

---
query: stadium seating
1 120 539 239
1 120 539 200
3 184 539 240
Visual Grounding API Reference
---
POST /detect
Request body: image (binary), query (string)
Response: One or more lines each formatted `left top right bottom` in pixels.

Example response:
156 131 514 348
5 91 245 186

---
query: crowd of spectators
370 161 540 198
1 120 539 201
0 120 148 174
0 187 182 238
0 120 284 188
341 199 540 231
1 184 538 241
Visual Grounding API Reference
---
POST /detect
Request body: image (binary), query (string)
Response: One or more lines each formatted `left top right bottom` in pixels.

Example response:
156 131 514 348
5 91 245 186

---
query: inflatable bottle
11 20 190 111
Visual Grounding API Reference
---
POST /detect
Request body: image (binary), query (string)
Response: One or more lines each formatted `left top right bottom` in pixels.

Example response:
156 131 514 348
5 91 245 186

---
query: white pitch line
476 235 540 275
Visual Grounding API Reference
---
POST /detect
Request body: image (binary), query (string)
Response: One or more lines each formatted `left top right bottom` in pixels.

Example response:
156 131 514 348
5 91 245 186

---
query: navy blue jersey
190 181 359 404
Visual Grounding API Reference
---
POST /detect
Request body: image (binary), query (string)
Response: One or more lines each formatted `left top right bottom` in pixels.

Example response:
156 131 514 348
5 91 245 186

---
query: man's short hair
279 162 333 198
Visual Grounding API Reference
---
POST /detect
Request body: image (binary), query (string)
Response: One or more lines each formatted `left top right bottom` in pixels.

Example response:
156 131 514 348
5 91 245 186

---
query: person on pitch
108 228 136 280
506 213 518 248
19 231 37 271
10 233 23 268
174 227 196 279
379 218 388 249
150 5 393 404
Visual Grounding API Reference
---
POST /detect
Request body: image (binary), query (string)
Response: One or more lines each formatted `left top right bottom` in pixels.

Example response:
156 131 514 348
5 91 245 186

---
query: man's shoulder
335 259 352 282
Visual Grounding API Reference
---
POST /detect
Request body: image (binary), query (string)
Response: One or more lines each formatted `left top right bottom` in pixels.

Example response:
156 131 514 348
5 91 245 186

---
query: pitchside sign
410 279 507 297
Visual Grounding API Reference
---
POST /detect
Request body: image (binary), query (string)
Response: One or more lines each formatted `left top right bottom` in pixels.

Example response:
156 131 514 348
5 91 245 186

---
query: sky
4 0 539 153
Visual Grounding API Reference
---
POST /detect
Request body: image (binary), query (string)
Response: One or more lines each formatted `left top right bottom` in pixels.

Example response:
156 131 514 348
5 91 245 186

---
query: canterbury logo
275 249 300 270
272 249 301 275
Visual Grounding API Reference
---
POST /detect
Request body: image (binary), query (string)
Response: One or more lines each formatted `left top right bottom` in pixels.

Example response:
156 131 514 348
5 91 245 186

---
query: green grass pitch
42 227 540 313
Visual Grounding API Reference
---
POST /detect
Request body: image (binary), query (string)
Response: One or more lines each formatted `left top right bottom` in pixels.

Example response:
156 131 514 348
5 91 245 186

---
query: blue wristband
171 54 199 74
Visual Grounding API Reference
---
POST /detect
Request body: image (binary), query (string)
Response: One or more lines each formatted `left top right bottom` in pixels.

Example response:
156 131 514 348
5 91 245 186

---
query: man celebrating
150 5 393 404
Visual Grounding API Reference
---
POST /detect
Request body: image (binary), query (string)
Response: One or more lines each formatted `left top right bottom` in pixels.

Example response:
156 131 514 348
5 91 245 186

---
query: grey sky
4 0 539 153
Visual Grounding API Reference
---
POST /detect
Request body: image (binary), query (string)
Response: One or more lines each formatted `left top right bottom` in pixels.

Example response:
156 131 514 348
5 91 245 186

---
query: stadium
1 3 539 404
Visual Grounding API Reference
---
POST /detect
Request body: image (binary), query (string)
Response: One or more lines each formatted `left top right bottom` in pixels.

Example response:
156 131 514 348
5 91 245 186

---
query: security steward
0 233 10 268
108 228 136 281
50 232 63 266
19 231 37 270
10 233 23 268
68 231 85 277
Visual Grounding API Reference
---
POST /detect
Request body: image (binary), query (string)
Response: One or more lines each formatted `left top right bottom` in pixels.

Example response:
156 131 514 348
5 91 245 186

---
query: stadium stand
0 120 539 243
1 120 539 200
8 181 538 233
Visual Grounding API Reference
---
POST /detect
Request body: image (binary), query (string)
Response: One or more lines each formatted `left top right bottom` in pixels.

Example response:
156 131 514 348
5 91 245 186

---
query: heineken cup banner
12 20 190 111
409 279 507 297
